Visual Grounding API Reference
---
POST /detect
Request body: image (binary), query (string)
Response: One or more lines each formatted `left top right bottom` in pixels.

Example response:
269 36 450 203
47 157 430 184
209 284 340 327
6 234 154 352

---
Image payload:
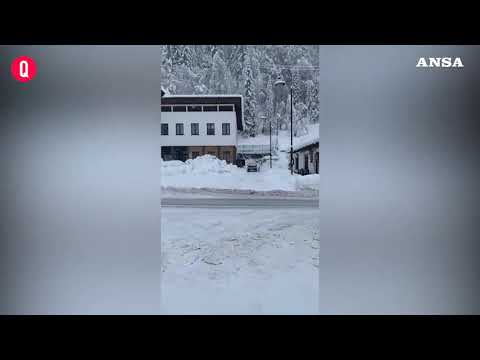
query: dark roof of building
161 95 243 131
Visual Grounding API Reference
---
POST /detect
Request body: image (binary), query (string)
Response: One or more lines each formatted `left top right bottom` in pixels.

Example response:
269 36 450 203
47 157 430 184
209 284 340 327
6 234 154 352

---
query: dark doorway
161 146 172 161
173 146 188 162
315 152 319 174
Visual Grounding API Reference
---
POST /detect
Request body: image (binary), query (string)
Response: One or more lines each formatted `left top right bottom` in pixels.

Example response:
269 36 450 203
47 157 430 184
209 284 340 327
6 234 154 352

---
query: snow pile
161 160 189 176
186 155 233 174
161 155 233 176
162 155 292 192
161 154 319 194
295 174 320 191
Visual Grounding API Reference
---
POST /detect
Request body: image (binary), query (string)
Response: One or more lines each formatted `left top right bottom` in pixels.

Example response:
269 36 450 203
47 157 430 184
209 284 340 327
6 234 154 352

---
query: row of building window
161 105 234 112
161 123 231 136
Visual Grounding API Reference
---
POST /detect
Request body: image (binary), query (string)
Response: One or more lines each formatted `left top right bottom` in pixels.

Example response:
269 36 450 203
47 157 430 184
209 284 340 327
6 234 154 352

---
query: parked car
246 158 259 172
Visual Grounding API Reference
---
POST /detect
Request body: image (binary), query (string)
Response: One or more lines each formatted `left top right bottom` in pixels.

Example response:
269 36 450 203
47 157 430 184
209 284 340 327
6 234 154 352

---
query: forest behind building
161 45 320 138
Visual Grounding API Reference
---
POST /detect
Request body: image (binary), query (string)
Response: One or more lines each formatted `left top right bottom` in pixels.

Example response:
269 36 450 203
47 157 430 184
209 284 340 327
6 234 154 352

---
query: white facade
160 108 237 146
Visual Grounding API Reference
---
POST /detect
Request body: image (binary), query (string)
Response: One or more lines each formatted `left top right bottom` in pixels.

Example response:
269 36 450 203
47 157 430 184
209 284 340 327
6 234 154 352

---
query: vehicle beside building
245 158 259 172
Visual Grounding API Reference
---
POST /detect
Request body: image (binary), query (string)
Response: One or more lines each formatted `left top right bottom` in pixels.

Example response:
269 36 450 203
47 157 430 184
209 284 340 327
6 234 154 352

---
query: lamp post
269 119 272 168
274 76 293 175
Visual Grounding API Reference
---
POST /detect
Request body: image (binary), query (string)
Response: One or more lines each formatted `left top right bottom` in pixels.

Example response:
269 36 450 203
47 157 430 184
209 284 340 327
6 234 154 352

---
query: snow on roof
292 124 319 152
238 134 272 146
293 137 319 152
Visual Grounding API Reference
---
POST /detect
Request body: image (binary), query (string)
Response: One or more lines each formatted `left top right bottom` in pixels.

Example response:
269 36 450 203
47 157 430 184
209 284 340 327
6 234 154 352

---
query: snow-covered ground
161 153 319 193
161 207 319 314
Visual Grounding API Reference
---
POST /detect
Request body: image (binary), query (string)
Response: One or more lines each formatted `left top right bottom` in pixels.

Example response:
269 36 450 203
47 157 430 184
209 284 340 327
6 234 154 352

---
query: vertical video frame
160 45 320 314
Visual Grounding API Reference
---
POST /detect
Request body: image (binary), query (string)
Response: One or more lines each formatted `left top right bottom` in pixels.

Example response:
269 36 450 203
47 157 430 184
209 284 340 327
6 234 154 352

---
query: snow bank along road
161 197 319 208
161 155 320 193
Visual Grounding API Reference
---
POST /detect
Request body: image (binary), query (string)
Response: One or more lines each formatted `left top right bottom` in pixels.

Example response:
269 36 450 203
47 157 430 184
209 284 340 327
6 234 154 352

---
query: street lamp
274 76 293 175
269 119 272 169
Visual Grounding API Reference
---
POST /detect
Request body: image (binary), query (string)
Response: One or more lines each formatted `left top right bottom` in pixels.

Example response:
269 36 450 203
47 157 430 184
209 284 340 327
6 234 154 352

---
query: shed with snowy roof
292 134 319 175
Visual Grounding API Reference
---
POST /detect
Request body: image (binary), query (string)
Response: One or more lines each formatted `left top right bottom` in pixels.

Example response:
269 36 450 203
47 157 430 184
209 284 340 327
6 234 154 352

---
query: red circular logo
11 56 37 82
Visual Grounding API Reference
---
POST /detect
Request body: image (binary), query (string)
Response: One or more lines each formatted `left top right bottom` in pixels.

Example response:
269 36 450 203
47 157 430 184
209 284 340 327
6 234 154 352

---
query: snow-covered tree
210 50 232 93
293 102 309 137
181 46 194 68
171 45 184 66
243 56 257 136
306 78 320 123
161 45 320 136
263 78 274 134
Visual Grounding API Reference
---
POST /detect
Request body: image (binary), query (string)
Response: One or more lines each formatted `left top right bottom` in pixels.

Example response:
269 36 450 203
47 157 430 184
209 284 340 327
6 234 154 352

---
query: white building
292 136 319 175
160 94 243 163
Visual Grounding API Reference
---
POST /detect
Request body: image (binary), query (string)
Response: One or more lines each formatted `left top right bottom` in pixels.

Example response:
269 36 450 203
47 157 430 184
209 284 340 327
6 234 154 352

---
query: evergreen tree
243 56 257 136
210 50 228 93
161 45 320 137
171 45 184 66
264 78 274 135
181 46 194 68
293 102 308 137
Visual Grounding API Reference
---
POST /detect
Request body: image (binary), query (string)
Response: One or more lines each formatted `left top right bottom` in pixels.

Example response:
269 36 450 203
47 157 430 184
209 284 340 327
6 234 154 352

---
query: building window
173 106 187 112
223 151 231 163
188 105 202 112
176 123 184 135
161 123 168 135
219 105 234 111
191 123 199 135
192 151 200 159
207 123 215 135
161 106 172 112
203 105 218 112
222 123 230 135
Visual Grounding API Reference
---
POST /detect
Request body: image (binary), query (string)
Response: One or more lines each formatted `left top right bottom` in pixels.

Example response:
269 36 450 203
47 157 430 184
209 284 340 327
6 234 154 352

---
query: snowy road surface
161 207 319 314
161 197 318 208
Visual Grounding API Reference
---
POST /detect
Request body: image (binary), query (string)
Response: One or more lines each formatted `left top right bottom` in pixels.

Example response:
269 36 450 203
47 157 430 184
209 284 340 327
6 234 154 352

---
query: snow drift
161 155 319 193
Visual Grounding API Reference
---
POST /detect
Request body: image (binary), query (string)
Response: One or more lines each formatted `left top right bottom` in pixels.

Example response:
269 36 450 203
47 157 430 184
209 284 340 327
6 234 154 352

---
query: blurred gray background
0 46 162 314
318 46 480 314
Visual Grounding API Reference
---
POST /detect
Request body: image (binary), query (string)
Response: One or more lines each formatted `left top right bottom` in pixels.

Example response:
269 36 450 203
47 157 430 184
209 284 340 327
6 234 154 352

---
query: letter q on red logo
11 56 37 82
